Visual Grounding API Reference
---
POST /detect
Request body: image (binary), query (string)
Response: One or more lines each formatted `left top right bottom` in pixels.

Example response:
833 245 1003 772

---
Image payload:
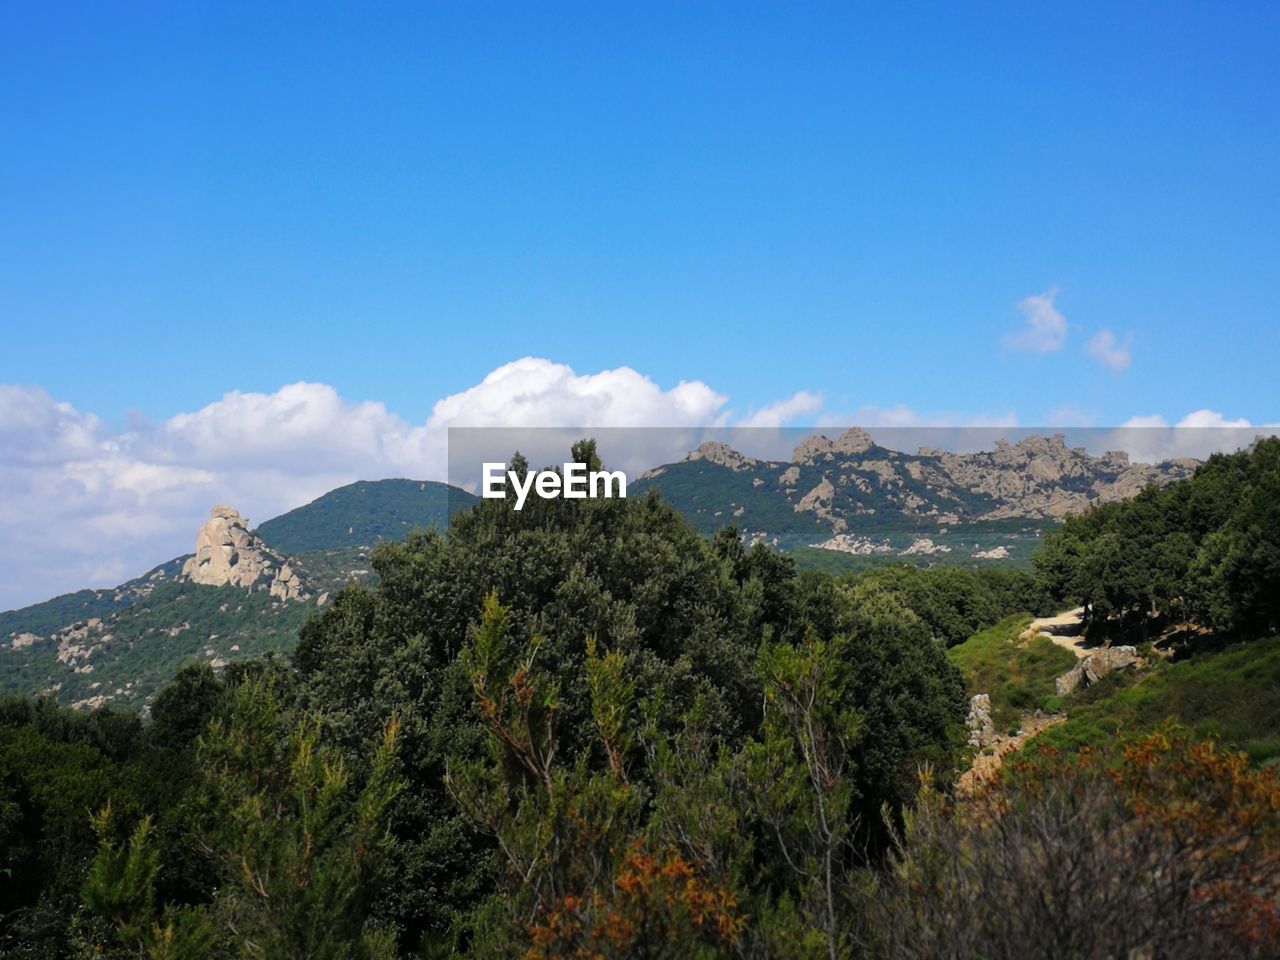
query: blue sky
2 3 1280 606
3 2 1278 428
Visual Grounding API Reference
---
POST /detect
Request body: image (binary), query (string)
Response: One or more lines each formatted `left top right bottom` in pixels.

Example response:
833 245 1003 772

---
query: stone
967 693 995 748
686 441 759 472
831 427 875 456
182 505 308 601
1055 645 1138 696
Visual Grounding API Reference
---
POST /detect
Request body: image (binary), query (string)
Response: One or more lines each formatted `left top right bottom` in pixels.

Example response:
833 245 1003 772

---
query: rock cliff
180 505 309 601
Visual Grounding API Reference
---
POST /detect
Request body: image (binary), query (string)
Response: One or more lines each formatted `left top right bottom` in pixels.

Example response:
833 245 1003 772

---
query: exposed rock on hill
656 429 1197 534
967 693 995 748
687 441 759 471
181 505 309 601
1055 646 1139 696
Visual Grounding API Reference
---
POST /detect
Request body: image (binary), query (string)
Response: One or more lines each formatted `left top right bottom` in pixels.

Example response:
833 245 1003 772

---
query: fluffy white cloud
737 390 823 429
0 359 741 610
1106 410 1278 462
4 362 1274 612
1086 329 1133 371
426 357 729 429
1004 288 1068 353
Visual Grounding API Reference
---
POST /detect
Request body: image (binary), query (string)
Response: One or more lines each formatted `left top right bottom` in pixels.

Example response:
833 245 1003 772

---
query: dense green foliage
946 615 1078 732
1031 636 1280 766
256 479 474 555
2 438 1279 957
1036 436 1280 640
0 559 186 638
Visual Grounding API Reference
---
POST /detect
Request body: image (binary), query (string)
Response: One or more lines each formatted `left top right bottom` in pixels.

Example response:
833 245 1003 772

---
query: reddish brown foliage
522 842 742 959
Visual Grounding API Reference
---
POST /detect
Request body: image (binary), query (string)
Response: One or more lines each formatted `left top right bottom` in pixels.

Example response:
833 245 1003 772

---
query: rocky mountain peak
180 505 308 601
832 426 875 456
793 427 875 463
791 434 835 463
687 441 759 472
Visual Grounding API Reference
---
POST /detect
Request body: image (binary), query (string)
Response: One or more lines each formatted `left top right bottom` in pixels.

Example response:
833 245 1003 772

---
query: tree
197 677 403 959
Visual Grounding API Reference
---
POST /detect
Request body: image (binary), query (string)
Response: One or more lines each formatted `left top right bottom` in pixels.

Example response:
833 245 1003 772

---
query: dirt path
957 712 1066 795
1021 606 1096 657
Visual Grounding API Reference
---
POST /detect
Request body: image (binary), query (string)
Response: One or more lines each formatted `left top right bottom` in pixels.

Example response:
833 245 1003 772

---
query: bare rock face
181 506 308 601
925 435 1197 520
183 506 266 588
269 563 302 602
687 441 759 472
792 435 835 464
967 693 996 748
832 427 875 456
794 477 846 530
1055 646 1138 696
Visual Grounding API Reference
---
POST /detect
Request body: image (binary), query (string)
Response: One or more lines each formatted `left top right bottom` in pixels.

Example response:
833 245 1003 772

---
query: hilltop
0 479 475 708
632 428 1197 570
0 433 1203 708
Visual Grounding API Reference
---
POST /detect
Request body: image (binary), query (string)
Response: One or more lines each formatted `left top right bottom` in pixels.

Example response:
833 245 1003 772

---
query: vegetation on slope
946 615 1078 732
2 438 1279 958
255 478 473 554
1033 638 1280 765
0 559 186 638
0 581 312 706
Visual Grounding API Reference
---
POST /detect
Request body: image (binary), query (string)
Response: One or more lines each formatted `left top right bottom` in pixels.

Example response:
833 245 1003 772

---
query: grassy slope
946 615 1079 734
1031 638 1280 766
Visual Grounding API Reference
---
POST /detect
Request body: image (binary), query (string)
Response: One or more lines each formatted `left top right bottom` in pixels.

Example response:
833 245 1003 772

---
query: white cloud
4 361 1276 612
1106 410 1278 462
1174 410 1254 430
737 390 823 429
426 357 729 429
1004 288 1068 353
0 359 743 609
1086 329 1133 371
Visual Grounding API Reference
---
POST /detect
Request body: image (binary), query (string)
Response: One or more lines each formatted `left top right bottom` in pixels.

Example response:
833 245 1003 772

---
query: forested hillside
256 479 472 554
2 440 1278 959
1037 436 1280 639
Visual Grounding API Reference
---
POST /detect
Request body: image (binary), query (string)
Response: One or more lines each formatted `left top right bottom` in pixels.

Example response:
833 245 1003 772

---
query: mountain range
1 430 1197 709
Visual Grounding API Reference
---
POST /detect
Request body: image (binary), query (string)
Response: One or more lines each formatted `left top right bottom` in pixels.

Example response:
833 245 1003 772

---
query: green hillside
255 479 474 554
1031 639 1280 766
946 615 1078 732
0 558 186 639
1 579 312 706
630 460 828 536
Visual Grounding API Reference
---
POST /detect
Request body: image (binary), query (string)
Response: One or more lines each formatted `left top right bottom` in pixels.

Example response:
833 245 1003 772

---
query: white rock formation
181 505 307 601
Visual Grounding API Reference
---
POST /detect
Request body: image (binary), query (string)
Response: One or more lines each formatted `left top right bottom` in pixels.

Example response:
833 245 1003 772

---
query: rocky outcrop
812 533 893 555
973 546 1011 560
792 427 876 464
269 563 303 602
687 441 760 472
1055 646 1139 696
794 477 846 530
926 434 1196 520
183 505 269 588
967 694 995 748
181 506 309 601
659 430 1196 534
902 537 951 556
